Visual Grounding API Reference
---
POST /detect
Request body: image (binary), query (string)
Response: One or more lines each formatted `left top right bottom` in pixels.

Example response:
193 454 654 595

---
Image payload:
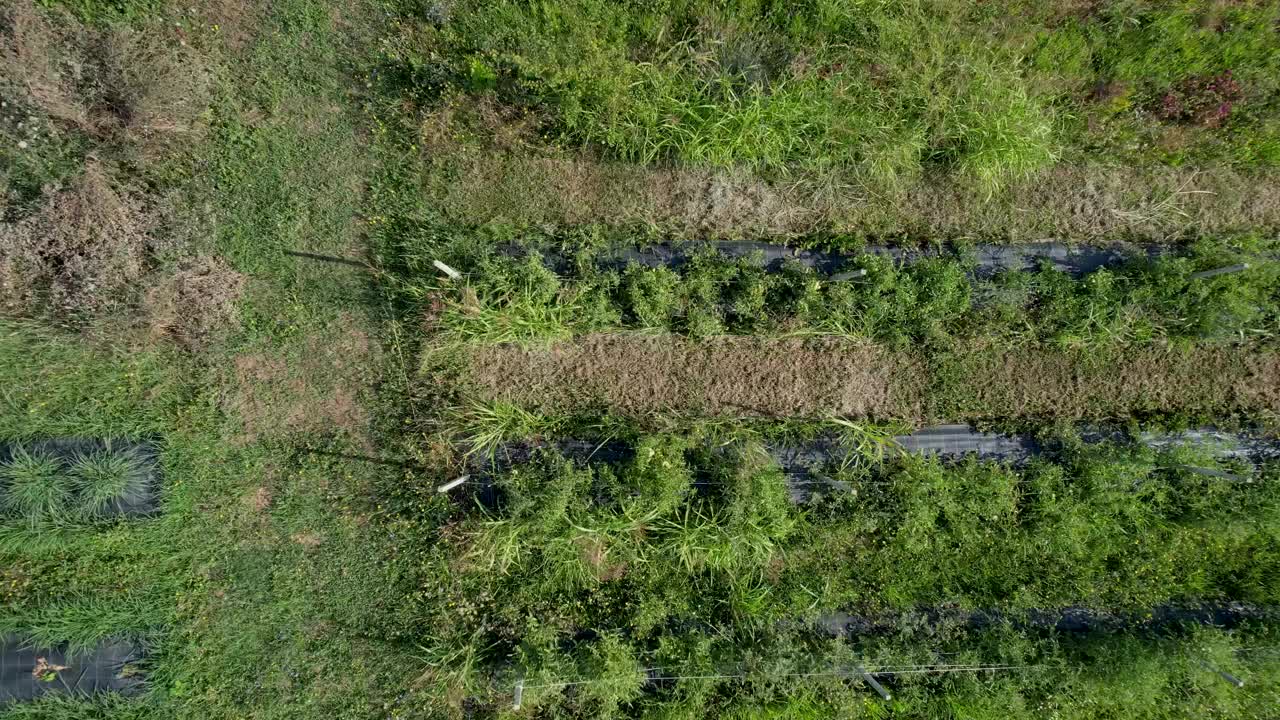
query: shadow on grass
283 249 370 269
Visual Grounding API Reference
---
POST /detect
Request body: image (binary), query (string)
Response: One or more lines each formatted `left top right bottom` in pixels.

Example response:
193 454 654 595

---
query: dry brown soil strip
467 334 1280 422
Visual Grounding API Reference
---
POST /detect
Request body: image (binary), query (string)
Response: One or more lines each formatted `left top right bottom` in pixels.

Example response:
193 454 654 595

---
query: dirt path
467 334 1280 422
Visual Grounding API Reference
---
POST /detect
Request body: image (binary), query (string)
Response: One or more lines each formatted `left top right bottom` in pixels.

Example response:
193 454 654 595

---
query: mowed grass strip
426 148 1280 243
465 335 1280 423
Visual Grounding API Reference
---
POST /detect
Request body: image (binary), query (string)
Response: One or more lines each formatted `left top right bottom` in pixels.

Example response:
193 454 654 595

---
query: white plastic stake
1176 465 1248 482
436 475 470 493
856 666 891 701
830 269 868 282
1190 263 1249 280
513 679 524 709
433 260 462 280
1201 661 1244 688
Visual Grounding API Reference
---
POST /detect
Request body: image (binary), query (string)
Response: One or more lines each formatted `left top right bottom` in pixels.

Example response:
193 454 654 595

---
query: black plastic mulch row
0 438 162 518
0 634 146 704
462 426 1277 504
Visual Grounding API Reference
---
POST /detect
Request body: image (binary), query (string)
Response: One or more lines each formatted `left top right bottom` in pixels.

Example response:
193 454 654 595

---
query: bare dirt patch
467 335 1280 423
222 315 381 445
468 334 927 420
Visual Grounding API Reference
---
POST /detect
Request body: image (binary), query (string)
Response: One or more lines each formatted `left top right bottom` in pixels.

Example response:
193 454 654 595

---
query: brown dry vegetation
466 335 1280 423
933 344 1280 422
0 0 209 151
468 334 928 419
143 255 245 351
427 150 1280 242
0 162 155 315
0 0 213 321
222 316 381 446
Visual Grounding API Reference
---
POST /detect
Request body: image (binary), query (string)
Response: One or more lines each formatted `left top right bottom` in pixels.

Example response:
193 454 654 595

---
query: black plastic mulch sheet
0 438 161 518
507 240 1167 278
0 635 146 703
467 427 1277 503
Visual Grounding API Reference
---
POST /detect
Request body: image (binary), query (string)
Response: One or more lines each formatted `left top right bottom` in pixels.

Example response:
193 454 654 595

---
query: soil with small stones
468 335 1280 422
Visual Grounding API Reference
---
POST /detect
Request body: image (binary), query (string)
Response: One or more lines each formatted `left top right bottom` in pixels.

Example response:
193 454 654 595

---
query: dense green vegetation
416 435 1279 647
392 0 1280 186
396 433 1280 716
4 0 1280 718
466 623 1280 719
391 233 1280 346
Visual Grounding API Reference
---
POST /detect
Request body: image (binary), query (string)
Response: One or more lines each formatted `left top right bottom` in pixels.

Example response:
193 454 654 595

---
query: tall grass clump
0 447 72 527
68 448 149 520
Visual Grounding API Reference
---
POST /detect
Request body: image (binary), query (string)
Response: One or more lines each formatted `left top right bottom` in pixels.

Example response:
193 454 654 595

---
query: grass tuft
1 446 72 527
68 448 149 520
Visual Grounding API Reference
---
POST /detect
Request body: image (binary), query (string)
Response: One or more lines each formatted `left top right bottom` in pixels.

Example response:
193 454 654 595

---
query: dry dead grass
466 335 1280 423
427 146 1280 242
143 255 246 351
468 334 928 420
0 1 214 319
0 162 154 316
0 0 210 152
935 344 1280 422
0 1 89 129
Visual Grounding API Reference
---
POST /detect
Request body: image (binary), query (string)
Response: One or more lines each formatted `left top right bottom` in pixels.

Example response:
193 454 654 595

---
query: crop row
408 436 1280 717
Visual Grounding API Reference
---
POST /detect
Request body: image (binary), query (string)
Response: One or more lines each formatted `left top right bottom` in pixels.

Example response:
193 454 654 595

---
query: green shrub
621 264 679 328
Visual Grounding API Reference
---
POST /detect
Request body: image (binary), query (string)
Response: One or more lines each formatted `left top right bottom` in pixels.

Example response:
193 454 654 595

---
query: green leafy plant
428 238 1280 349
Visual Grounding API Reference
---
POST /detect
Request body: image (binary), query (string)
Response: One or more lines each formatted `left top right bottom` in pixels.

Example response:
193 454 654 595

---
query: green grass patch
0 448 73 528
381 0 1280 191
67 449 150 521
